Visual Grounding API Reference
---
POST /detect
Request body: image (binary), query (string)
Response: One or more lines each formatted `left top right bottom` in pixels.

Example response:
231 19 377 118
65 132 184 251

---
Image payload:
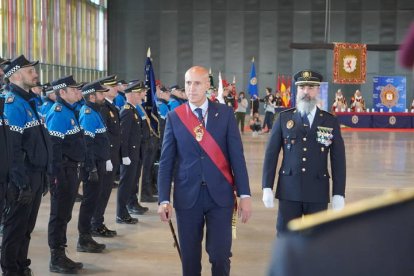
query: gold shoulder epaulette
124 104 130 109
288 189 414 231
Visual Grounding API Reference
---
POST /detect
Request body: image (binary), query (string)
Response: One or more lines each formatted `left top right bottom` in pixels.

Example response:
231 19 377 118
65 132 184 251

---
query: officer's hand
105 160 113 172
332 195 345 211
262 188 274 208
18 187 33 205
238 197 252 223
157 203 173 222
87 169 99 182
122 157 131 166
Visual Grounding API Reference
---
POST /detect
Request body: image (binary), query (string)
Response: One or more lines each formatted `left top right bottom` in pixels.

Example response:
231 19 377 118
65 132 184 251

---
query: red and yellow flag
333 43 367 84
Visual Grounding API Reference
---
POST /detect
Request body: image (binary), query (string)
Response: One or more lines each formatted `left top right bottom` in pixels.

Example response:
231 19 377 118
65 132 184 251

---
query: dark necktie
195 108 205 127
301 113 310 130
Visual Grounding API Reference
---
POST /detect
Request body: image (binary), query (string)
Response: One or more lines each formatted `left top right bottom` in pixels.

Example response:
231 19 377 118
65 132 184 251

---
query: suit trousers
117 158 140 218
175 186 234 276
91 149 120 228
276 199 327 234
78 160 105 234
48 163 80 249
1 170 44 274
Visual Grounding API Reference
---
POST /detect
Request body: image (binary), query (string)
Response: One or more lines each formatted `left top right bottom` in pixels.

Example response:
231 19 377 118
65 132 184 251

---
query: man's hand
238 197 252 223
18 187 33 205
262 188 274 208
157 203 173 222
122 157 131 166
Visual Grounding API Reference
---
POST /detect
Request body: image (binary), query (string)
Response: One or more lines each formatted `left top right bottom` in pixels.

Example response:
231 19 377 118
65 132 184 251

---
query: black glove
18 187 33 205
87 169 99 182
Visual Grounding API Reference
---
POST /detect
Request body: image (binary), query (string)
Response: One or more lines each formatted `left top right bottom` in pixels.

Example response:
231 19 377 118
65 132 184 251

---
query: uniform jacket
100 99 121 153
0 96 12 183
4 83 52 188
46 98 86 176
158 101 251 210
79 101 110 171
262 107 346 203
120 102 142 161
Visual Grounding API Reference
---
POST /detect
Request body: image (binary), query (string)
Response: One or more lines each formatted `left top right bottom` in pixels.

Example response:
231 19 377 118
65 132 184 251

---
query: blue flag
144 54 160 138
248 58 258 97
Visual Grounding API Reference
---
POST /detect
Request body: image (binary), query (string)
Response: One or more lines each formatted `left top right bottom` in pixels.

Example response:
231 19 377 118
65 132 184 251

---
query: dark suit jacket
158 101 250 210
262 107 346 203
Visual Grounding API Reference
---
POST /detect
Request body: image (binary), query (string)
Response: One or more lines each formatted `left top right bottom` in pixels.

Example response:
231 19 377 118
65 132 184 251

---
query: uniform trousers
48 161 80 249
139 136 159 199
176 186 233 276
276 199 327 233
78 160 105 234
1 170 44 274
91 150 120 228
117 157 140 218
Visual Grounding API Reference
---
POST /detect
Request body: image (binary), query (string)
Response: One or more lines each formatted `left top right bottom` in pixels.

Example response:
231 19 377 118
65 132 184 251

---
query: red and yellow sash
175 104 234 186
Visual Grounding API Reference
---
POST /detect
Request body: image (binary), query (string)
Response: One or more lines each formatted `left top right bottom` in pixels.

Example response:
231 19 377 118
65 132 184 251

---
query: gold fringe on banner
333 42 367 84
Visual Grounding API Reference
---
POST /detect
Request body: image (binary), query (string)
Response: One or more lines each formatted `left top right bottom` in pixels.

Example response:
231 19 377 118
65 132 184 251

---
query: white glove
105 160 113 172
262 188 274 208
122 157 131 166
332 195 345 211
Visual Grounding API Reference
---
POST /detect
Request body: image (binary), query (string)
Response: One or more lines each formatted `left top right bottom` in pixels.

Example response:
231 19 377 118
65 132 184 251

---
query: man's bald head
184 66 210 106
185 66 209 80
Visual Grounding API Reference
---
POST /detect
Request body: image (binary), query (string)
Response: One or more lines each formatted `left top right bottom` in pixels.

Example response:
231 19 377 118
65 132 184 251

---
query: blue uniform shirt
40 98 55 118
157 99 170 120
114 92 126 110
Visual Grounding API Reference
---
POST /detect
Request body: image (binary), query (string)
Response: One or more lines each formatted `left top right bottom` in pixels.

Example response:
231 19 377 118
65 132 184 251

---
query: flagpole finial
232 75 236 84
147 47 151 58
252 57 255 62
209 68 212 74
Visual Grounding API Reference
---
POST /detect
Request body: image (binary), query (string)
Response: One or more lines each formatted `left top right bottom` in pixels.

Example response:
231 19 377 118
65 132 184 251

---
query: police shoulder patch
85 107 91 114
5 96 14 103
54 104 62 112
124 104 130 109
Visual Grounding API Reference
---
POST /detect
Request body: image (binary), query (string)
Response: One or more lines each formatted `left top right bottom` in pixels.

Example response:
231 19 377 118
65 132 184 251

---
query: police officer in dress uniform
130 85 159 204
116 82 145 224
46 75 86 273
113 80 127 110
262 70 346 234
168 85 182 111
77 81 112 253
1 55 52 276
90 75 119 237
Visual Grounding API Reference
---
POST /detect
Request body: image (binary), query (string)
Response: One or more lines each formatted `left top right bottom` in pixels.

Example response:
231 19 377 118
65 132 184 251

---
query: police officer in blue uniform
116 82 146 224
157 86 170 145
113 80 127 110
1 55 52 276
40 83 56 117
77 81 112 253
90 75 119 237
262 70 346 234
168 85 182 111
46 75 86 273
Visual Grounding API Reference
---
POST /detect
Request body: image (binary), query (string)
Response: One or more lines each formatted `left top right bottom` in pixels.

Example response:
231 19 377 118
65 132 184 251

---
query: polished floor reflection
7 130 414 275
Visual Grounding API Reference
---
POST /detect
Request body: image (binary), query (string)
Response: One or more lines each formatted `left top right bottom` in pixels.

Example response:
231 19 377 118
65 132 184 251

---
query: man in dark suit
262 70 346 233
157 66 252 276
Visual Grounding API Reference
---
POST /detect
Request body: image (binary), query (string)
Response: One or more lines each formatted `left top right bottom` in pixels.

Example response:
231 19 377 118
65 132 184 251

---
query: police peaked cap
81 81 109 95
51 75 85 91
3 55 39 78
294 70 323 86
42 82 55 95
0 57 10 66
97 74 117 86
124 81 146 93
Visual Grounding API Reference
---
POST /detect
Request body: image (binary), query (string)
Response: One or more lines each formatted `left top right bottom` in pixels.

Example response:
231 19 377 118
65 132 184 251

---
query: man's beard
296 94 319 115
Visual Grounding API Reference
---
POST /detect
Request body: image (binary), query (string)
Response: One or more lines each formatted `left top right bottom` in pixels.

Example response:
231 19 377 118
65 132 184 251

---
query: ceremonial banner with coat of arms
373 76 406 112
333 43 367 84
